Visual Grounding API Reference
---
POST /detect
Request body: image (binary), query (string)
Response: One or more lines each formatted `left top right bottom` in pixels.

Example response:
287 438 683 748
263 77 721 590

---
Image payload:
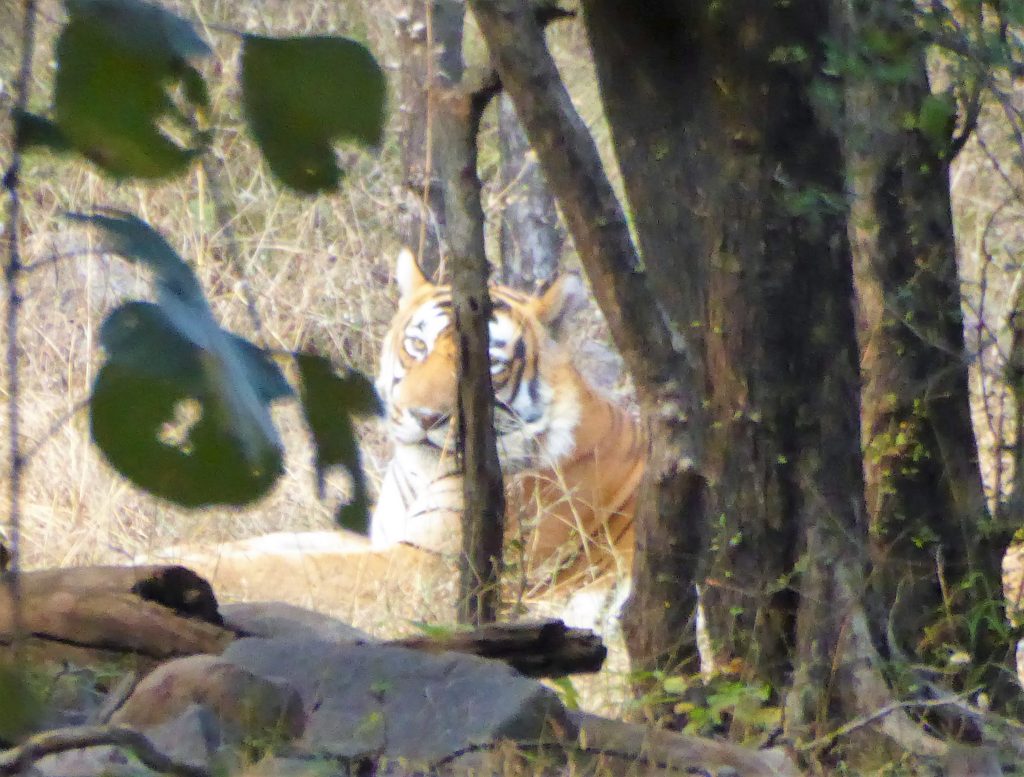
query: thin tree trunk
436 73 506 625
468 0 708 682
395 0 464 276
497 94 563 288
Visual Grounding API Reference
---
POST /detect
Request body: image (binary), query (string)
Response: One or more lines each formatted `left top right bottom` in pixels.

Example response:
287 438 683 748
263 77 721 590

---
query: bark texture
835 0 1008 679
395 0 464 275
467 0 708 678
470 0 953 753
436 74 507 625
497 94 564 288
579 0 868 703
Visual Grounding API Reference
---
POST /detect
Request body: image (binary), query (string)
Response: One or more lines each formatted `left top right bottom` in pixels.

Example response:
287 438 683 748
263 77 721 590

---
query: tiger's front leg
371 446 463 555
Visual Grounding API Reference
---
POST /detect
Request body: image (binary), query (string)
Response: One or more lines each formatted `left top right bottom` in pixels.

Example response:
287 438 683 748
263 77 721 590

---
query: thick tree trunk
395 0 464 276
581 0 865 701
497 94 563 288
835 0 1010 683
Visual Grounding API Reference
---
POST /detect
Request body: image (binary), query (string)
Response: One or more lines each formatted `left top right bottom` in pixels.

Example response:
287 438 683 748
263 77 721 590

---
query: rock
222 637 574 765
111 654 305 745
139 703 221 771
34 744 155 777
220 601 372 643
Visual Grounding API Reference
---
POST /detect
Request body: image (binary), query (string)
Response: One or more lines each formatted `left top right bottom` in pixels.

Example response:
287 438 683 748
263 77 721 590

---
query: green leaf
53 0 210 179
241 35 386 193
0 664 44 742
13 110 71 152
91 304 285 506
73 212 291 506
550 677 581 711
917 93 956 154
101 302 292 404
296 353 381 533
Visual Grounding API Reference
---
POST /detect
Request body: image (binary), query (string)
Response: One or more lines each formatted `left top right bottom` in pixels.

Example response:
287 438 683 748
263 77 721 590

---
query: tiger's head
376 248 587 473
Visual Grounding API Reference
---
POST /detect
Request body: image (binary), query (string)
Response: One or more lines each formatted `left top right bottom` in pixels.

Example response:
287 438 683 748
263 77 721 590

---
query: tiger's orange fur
371 249 645 588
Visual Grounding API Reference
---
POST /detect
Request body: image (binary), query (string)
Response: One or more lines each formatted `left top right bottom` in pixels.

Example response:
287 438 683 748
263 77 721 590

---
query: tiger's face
377 248 585 473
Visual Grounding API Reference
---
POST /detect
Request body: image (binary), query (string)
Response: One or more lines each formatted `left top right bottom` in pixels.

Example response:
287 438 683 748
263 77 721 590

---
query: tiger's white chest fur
369 249 642 594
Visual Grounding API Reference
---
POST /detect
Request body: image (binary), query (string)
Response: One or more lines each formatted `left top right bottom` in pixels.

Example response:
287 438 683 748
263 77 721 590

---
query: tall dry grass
4 0 1024 724
0 1 620 567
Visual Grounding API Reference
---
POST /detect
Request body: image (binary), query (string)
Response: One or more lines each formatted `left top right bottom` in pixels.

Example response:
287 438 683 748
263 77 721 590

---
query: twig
89 671 140 725
2 0 40 665
797 691 972 755
19 398 89 465
198 156 264 339
0 724 209 777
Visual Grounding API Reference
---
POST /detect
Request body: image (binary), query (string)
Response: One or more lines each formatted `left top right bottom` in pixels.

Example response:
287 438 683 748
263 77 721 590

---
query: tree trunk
466 0 708 682
835 0 1011 684
497 94 563 288
581 0 866 701
436 74 507 625
395 0 464 276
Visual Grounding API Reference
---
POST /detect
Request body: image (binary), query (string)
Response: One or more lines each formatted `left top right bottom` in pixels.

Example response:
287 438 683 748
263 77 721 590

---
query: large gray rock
220 601 371 643
112 654 305 743
222 637 573 765
34 745 155 777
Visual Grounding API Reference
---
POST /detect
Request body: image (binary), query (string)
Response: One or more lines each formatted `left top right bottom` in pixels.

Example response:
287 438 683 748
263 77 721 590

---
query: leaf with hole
52 0 211 179
73 212 291 506
74 211 287 471
92 302 286 506
296 354 382 533
241 35 386 193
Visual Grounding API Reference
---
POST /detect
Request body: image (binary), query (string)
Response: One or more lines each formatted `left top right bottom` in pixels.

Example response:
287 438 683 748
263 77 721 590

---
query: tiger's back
371 249 645 588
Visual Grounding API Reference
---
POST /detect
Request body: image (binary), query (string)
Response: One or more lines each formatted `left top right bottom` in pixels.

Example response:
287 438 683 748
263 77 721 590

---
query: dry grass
0 0 633 715
5 0 1024 734
0 0 615 562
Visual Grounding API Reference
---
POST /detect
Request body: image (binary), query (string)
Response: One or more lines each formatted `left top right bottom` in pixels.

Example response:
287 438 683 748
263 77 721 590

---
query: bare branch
466 0 689 403
0 724 209 777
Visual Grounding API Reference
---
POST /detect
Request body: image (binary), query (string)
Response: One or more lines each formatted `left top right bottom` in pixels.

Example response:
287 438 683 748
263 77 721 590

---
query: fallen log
0 566 605 678
0 566 232 667
389 618 607 677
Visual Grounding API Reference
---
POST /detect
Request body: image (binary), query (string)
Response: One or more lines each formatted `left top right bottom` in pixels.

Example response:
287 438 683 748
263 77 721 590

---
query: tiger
370 247 646 590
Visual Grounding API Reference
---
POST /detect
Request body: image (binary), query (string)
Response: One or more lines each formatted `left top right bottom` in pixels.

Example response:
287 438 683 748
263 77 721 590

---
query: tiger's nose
410 408 448 430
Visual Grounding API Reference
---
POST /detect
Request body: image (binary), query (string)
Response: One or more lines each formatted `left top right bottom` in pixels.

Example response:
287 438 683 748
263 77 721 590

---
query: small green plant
629 667 781 745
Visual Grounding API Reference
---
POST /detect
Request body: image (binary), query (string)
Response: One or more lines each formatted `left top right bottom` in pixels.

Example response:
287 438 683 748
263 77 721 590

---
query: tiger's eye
404 337 427 358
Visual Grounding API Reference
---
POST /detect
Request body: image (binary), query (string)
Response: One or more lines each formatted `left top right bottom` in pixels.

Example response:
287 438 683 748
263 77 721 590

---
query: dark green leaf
13 110 71 152
65 0 211 61
296 353 381 533
241 35 386 193
54 0 210 179
91 308 285 507
100 301 204 387
917 93 956 154
0 664 44 742
231 336 294 403
75 212 285 472
101 301 293 403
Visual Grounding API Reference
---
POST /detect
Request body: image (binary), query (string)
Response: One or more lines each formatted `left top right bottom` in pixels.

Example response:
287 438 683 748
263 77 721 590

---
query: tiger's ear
532 274 586 335
395 247 431 301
